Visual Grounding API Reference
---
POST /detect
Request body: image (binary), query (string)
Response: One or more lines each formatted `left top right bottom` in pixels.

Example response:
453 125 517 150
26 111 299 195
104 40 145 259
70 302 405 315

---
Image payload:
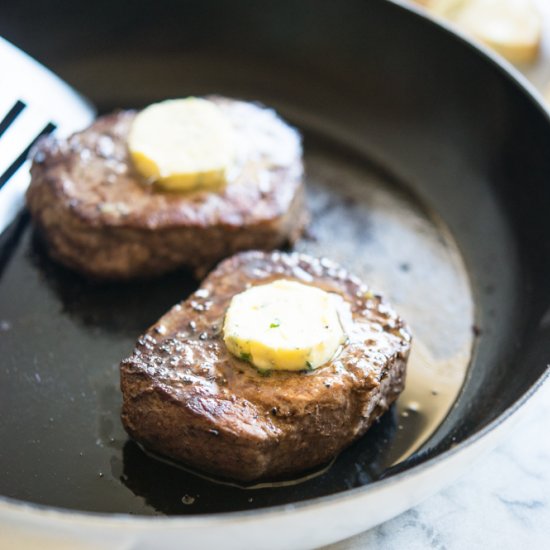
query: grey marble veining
327 379 550 549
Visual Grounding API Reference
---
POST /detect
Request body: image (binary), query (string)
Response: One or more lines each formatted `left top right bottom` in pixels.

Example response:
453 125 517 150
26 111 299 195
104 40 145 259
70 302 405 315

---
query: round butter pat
223 279 347 372
128 98 235 191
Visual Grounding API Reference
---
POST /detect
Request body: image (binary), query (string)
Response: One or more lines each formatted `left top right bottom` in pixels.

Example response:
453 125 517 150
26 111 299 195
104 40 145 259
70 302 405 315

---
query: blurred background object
410 0 550 114
412 0 542 64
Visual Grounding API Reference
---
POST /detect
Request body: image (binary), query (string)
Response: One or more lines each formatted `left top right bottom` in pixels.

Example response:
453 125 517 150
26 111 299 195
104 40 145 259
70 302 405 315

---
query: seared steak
26 98 305 280
120 251 411 481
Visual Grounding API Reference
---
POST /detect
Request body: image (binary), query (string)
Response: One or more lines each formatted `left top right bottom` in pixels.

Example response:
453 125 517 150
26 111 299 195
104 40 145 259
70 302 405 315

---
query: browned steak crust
120 251 411 481
26 98 305 280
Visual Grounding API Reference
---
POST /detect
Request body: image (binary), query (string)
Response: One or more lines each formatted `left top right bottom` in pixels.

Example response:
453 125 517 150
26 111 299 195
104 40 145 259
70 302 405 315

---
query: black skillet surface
1 0 550 517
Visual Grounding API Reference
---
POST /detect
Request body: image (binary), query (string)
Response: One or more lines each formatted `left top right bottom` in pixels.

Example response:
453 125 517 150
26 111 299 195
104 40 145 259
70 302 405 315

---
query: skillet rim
1 0 550 526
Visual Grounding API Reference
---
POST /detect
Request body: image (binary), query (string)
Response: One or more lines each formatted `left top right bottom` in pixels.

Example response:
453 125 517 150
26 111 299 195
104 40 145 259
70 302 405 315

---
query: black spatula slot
0 116 56 190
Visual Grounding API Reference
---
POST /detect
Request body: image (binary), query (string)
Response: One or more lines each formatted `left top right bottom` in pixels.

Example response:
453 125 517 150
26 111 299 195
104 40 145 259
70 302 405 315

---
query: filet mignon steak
26 98 305 280
120 251 411 481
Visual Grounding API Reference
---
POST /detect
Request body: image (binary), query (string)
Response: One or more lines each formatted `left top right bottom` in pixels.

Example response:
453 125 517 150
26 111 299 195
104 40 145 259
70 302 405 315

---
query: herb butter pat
223 279 347 372
128 97 235 191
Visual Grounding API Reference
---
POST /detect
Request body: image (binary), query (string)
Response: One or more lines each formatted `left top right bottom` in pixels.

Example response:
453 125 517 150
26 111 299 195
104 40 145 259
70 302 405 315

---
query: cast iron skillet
1 0 550 548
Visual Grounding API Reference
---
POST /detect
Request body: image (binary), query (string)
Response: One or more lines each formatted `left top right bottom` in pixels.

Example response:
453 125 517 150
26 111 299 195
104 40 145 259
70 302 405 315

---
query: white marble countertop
329 379 550 549
330 3 550 548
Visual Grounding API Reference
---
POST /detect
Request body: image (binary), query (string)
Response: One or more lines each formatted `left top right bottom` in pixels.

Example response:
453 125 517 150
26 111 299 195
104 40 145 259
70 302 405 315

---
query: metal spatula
0 37 95 233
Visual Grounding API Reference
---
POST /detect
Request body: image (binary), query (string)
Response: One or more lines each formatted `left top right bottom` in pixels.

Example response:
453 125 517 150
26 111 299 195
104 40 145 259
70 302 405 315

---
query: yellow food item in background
223 279 347 372
413 0 542 64
455 0 541 63
128 98 235 191
414 0 467 17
